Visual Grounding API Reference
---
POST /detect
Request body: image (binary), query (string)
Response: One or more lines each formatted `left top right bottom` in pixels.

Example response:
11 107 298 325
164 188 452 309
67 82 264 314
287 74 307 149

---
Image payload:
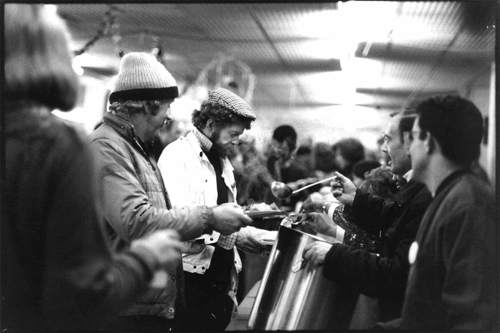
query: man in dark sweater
302 109 432 323
378 95 498 331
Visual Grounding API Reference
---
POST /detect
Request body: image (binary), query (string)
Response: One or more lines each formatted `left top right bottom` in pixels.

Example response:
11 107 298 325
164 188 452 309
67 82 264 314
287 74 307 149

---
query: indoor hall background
55 1 497 184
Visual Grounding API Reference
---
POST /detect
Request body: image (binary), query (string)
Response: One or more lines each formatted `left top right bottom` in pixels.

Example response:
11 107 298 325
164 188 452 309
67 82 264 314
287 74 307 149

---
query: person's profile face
144 99 174 141
381 116 411 176
212 122 246 157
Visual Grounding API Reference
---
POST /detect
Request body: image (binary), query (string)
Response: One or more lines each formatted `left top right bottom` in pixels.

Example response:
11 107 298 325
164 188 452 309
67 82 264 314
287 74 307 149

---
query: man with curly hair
159 88 273 331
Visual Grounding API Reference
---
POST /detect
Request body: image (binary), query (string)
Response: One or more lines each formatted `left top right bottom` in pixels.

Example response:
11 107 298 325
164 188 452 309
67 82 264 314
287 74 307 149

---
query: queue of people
3 3 498 332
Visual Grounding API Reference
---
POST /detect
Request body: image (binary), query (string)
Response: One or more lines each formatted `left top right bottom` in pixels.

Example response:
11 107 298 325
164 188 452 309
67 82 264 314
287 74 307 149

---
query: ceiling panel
56 1 496 113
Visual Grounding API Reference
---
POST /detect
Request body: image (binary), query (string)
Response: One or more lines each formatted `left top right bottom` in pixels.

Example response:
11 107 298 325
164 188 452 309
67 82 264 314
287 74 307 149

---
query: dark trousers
182 271 234 332
103 315 179 332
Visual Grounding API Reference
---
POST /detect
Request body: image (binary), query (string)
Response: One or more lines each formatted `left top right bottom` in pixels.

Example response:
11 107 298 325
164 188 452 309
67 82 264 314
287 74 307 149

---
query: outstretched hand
302 241 332 267
330 172 357 206
301 192 327 213
236 232 266 254
300 212 337 238
212 203 253 235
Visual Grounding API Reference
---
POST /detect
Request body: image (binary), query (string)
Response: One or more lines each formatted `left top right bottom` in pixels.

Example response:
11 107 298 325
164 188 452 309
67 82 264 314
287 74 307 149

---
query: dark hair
415 95 483 166
296 146 312 155
192 101 253 130
109 99 168 117
5 4 79 111
353 160 382 179
359 167 398 200
272 125 297 143
314 142 337 173
333 138 365 165
390 108 417 143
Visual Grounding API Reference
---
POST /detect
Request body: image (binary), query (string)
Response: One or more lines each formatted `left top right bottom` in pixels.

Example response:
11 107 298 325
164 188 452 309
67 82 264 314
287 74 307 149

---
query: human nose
381 141 388 153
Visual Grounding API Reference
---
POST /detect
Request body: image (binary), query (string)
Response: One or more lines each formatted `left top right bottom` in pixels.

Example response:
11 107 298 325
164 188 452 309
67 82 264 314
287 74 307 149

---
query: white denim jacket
158 130 254 308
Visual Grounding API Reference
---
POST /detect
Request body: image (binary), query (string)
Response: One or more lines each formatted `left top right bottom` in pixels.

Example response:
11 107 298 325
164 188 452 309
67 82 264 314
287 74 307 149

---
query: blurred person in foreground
301 109 432 323
89 54 252 331
378 95 498 331
159 88 273 331
2 4 182 331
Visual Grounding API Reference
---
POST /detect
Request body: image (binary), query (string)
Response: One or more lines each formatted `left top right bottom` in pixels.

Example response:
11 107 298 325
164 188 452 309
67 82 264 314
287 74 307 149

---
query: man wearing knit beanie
158 88 276 331
89 53 252 332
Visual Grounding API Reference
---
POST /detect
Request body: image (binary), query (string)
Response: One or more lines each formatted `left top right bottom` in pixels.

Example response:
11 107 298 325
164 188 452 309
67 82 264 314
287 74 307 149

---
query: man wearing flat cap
159 88 274 331
89 54 252 332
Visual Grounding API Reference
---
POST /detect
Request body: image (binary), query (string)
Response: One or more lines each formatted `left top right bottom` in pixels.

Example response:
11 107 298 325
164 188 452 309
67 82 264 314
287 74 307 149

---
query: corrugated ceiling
57 1 496 111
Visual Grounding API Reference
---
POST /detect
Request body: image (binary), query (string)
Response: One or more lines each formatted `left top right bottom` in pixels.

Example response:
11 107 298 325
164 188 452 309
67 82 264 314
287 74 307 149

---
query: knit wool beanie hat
109 52 179 103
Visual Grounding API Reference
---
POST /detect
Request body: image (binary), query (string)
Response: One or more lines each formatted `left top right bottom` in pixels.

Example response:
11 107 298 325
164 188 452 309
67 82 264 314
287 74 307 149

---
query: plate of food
245 210 286 219
244 202 286 222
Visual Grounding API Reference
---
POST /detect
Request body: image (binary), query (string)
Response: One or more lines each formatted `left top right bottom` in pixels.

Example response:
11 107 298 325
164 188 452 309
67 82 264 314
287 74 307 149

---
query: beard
209 130 232 157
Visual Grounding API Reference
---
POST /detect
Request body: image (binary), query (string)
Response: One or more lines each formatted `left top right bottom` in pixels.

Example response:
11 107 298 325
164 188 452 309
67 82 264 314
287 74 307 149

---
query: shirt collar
403 170 413 182
103 112 150 156
192 127 213 153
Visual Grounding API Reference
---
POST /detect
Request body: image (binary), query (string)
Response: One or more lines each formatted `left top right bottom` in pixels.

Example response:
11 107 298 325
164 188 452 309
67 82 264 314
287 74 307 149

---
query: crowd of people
3 4 498 332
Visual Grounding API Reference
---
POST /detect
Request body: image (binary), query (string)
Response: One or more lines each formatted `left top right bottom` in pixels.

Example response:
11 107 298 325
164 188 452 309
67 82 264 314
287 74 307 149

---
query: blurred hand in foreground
131 229 182 274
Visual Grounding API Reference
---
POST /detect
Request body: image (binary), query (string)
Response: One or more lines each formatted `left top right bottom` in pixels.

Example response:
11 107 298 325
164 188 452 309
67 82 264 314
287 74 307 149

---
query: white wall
459 62 495 185
53 74 110 134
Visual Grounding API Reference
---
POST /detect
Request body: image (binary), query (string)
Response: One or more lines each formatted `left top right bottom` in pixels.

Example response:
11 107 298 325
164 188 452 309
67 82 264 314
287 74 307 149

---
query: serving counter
228 225 361 331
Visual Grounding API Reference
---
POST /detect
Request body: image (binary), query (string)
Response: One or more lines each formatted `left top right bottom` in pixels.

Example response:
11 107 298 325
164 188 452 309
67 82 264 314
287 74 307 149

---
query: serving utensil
271 176 337 199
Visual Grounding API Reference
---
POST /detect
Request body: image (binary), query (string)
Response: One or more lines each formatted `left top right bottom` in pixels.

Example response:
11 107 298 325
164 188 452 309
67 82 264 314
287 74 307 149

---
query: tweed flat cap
109 52 179 103
208 88 256 120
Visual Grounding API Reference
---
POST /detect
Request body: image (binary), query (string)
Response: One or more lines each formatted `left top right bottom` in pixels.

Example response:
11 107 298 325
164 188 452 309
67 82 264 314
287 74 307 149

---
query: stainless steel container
247 226 358 331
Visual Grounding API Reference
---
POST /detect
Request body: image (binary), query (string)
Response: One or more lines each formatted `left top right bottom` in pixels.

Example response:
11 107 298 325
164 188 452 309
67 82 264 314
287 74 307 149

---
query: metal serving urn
247 226 358 331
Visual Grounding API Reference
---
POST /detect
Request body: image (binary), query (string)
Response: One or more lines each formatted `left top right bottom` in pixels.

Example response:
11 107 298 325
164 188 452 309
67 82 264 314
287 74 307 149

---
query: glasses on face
162 117 173 127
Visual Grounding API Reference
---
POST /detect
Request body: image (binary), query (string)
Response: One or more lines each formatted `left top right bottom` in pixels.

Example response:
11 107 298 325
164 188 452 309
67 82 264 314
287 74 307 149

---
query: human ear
206 118 214 133
424 133 437 155
403 131 412 151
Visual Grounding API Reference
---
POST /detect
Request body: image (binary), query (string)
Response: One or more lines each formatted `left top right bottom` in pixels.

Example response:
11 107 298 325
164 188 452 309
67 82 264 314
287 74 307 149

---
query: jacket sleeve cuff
201 206 215 235
322 243 343 279
343 189 361 218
